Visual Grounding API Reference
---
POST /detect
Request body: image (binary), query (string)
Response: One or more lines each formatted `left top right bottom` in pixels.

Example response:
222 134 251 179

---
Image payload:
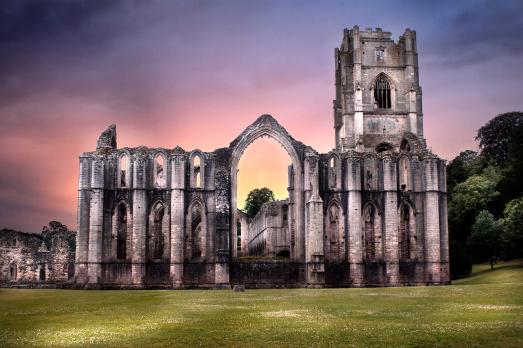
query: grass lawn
1 261 522 347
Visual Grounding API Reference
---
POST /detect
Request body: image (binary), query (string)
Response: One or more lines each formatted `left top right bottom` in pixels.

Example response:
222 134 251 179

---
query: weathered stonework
0 222 76 287
72 26 449 288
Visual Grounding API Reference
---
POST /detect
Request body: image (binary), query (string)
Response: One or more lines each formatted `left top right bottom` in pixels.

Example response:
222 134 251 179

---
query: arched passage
229 115 304 261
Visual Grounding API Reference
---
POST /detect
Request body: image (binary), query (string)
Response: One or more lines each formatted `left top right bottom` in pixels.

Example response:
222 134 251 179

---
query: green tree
448 166 501 243
446 150 484 192
500 198 523 260
476 111 523 166
243 188 275 218
467 210 503 270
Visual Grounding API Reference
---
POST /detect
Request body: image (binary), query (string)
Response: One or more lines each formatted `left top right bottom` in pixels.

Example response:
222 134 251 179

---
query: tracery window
374 75 392 109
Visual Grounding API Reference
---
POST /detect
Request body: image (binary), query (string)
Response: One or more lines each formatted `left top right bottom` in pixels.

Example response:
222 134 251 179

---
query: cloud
423 0 523 66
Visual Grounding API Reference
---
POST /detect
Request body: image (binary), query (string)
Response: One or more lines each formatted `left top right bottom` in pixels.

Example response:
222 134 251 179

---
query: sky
0 0 522 232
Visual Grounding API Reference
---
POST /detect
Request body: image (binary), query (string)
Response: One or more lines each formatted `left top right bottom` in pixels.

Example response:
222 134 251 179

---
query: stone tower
334 26 423 152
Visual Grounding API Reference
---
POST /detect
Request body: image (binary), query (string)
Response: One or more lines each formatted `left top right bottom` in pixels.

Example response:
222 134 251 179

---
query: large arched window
187 201 204 260
154 153 166 187
325 202 345 262
149 202 167 260
363 203 382 261
374 75 392 109
116 203 128 260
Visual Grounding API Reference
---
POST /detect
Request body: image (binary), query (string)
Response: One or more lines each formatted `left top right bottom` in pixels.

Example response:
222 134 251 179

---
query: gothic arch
362 201 383 261
229 115 304 260
370 73 396 109
153 151 167 188
189 150 205 189
327 152 342 190
111 200 132 260
398 154 412 191
148 200 169 260
186 197 207 261
324 199 345 262
398 200 417 260
117 151 131 188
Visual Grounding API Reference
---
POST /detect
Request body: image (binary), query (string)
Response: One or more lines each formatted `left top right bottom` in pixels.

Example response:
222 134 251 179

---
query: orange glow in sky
237 137 291 209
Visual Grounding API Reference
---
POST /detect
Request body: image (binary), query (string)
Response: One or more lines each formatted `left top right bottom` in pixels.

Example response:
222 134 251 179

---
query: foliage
467 210 503 269
500 198 523 260
448 166 501 243
446 150 484 191
1 261 523 347
475 111 523 166
243 187 275 218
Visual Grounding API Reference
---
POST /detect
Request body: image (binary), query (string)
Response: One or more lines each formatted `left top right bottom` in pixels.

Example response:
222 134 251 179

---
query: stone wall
0 222 76 287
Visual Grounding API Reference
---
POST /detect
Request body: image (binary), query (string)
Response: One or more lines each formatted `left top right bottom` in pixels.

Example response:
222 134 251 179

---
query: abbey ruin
1 27 450 288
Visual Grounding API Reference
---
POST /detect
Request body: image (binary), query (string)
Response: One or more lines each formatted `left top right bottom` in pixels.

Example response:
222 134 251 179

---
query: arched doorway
229 115 304 261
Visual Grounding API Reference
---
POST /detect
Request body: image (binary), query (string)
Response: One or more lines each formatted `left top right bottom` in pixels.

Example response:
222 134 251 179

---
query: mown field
0 261 522 347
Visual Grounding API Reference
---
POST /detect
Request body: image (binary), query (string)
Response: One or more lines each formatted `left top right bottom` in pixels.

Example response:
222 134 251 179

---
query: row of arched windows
324 200 416 262
363 202 416 261
113 199 205 262
116 152 205 189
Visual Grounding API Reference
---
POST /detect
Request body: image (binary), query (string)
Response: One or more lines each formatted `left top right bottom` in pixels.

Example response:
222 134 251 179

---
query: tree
476 111 523 166
446 150 484 192
449 240 472 279
467 210 503 270
500 198 523 260
448 166 501 243
243 188 275 218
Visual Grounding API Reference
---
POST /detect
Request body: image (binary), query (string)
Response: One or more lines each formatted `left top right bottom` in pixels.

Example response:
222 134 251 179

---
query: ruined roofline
343 25 414 44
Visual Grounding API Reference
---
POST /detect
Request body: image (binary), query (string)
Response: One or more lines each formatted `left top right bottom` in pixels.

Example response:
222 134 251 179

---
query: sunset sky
0 0 522 232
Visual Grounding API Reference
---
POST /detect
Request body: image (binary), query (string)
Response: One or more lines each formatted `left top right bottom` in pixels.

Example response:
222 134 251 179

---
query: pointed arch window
374 75 392 109
150 202 166 260
191 154 203 188
187 201 203 260
154 154 166 187
363 204 382 261
118 154 130 188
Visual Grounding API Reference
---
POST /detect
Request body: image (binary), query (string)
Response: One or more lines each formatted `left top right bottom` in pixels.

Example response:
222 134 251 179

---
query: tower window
375 48 385 61
374 75 392 109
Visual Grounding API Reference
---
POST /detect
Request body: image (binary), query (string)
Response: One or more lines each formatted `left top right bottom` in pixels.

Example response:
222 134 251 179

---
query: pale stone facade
74 27 449 288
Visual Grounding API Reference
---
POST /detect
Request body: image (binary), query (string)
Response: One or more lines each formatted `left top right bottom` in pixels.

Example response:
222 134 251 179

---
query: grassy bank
0 260 522 347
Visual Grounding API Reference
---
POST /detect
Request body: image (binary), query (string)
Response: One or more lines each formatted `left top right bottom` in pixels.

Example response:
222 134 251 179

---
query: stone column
87 158 104 285
75 156 91 284
304 152 324 287
346 156 364 285
383 156 399 285
423 157 441 283
132 156 146 286
439 160 450 283
170 152 185 288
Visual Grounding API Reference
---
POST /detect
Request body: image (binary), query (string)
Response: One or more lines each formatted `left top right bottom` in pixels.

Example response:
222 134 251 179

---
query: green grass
1 262 522 347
